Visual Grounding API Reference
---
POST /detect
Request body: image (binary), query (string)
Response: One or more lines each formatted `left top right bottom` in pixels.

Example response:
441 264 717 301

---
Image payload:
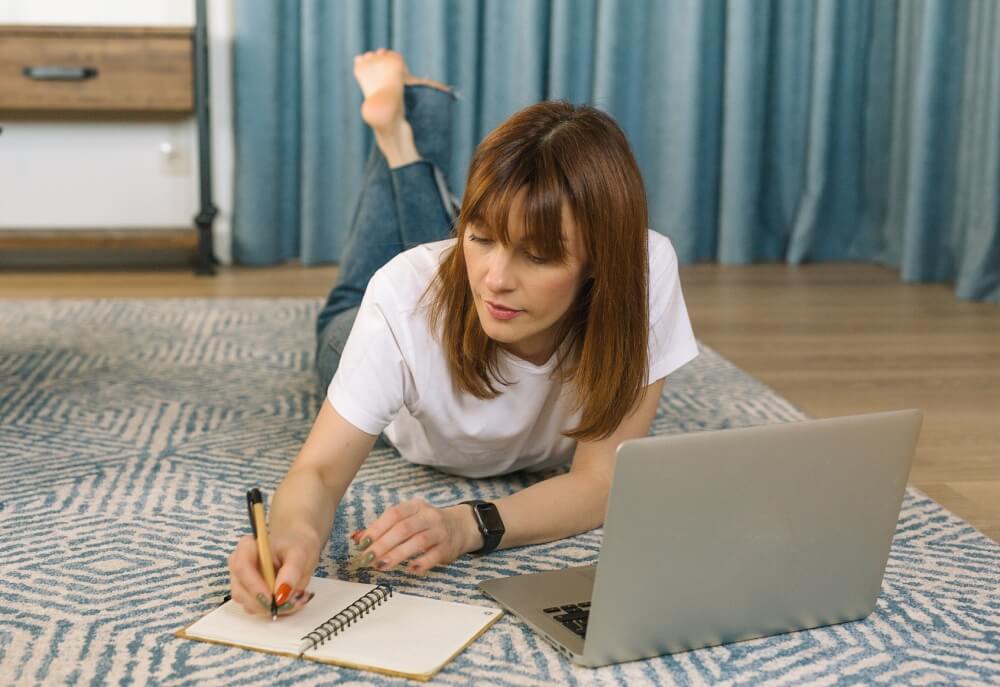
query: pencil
246 487 278 620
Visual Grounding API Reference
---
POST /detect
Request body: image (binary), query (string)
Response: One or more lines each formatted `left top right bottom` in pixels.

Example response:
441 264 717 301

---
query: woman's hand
227 532 320 617
350 499 480 574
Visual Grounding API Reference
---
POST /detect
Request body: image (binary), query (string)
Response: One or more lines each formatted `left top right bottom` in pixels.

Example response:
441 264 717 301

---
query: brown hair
424 101 649 441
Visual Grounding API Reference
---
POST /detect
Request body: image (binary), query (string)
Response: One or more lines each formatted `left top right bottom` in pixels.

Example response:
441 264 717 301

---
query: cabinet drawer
0 25 193 113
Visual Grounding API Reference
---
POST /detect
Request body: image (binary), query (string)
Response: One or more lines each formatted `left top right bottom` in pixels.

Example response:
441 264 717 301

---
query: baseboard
0 228 197 249
0 229 197 269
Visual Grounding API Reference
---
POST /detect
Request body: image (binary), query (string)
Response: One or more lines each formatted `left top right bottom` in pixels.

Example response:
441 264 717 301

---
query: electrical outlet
160 141 192 176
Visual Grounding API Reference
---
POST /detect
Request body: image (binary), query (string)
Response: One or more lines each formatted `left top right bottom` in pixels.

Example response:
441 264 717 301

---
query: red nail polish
274 582 292 606
293 589 305 601
350 529 363 542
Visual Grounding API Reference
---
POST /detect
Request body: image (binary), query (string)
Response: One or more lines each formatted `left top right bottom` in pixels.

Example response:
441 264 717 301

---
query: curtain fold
233 0 1000 304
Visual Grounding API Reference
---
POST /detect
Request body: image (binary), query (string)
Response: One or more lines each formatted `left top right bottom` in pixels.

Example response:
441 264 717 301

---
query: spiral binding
300 584 393 653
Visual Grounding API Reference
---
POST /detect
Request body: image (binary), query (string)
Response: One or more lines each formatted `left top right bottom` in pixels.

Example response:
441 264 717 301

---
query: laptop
480 409 923 667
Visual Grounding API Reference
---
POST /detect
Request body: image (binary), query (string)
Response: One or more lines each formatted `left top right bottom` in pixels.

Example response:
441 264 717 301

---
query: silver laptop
480 409 922 667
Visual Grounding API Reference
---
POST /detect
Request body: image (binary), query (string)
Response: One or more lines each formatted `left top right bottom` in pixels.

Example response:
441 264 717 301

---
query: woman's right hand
227 533 319 617
226 402 378 617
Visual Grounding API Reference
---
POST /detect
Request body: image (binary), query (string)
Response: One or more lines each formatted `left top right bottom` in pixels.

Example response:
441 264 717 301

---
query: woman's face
463 190 589 366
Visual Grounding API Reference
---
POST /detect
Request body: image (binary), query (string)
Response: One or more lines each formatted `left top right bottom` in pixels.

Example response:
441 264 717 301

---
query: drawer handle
22 66 99 81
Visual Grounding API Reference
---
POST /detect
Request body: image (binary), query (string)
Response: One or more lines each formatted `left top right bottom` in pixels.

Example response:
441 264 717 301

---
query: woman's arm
227 399 377 615
472 376 666 551
357 377 667 574
270 399 377 549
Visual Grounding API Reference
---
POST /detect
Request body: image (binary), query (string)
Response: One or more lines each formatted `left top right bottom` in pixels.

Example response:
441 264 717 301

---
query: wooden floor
2 261 998 543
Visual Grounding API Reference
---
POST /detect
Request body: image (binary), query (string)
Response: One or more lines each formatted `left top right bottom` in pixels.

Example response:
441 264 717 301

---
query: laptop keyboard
542 602 590 637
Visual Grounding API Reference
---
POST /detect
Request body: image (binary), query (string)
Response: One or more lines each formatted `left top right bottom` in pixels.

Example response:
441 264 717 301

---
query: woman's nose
484 251 515 291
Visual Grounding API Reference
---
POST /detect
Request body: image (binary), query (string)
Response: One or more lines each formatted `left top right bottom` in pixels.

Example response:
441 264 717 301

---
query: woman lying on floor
228 49 697 615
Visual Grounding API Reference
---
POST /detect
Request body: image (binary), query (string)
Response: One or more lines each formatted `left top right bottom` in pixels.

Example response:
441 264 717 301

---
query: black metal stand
193 0 218 275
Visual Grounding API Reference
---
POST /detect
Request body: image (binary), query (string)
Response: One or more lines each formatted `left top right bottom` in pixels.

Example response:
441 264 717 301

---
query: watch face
475 502 505 533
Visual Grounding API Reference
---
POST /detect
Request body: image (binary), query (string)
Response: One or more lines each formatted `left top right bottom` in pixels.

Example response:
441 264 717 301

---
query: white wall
0 0 194 25
0 0 235 264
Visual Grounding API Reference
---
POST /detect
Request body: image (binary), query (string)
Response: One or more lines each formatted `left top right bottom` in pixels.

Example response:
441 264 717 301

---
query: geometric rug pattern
1 299 997 686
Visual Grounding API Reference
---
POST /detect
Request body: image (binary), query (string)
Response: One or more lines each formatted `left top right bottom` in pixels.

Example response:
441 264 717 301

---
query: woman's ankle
374 119 421 169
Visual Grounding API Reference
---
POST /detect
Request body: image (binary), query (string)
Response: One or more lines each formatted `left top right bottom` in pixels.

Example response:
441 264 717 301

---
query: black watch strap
460 499 505 555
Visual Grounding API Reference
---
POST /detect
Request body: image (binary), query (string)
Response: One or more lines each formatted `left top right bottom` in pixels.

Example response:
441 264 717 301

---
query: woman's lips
485 300 522 321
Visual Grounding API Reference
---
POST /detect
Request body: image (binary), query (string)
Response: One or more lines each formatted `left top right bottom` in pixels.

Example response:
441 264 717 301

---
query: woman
228 49 698 616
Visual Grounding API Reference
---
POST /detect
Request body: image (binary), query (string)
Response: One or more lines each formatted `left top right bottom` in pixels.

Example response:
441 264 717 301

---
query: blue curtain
232 0 1000 304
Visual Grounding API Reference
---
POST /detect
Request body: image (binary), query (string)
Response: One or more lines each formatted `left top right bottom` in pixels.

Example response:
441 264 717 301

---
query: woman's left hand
349 499 478 574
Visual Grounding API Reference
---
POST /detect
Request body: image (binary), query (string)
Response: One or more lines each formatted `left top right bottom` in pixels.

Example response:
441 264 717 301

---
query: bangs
459 151 574 262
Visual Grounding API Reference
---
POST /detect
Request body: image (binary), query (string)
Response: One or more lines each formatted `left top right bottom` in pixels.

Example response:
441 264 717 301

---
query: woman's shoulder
368 238 458 311
646 229 684 320
647 229 679 273
371 238 456 288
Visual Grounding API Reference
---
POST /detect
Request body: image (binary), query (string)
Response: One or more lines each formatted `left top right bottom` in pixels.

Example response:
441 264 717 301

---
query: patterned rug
1 299 997 686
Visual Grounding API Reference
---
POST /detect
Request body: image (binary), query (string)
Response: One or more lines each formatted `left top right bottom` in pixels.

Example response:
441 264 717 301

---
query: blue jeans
315 84 460 404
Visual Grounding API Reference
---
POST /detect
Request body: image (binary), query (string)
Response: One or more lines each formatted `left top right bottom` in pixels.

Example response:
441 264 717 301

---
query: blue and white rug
1 299 997 686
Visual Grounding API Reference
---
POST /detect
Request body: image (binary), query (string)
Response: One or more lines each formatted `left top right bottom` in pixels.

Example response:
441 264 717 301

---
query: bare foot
353 49 449 168
354 49 406 133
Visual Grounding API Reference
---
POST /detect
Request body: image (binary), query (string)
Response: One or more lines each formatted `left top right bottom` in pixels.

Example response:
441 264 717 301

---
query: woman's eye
468 234 492 244
525 251 547 265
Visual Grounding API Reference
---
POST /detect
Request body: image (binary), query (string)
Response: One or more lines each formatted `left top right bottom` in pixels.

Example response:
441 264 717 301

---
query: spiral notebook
177 576 502 681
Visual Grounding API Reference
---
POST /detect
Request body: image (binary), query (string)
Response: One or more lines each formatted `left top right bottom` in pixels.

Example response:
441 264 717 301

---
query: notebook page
184 578 377 655
307 592 501 677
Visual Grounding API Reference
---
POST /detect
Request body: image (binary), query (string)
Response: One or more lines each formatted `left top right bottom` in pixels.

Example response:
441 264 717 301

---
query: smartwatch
460 500 505 555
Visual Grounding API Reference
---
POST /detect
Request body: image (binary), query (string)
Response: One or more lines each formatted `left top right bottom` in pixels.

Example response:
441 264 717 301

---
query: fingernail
275 583 292 606
351 551 375 569
276 599 296 612
358 536 372 551
256 593 270 611
349 529 363 542
374 559 389 571
293 589 305 601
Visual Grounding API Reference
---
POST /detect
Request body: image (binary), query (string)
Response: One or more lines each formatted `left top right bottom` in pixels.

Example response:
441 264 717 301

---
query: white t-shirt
327 230 698 478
